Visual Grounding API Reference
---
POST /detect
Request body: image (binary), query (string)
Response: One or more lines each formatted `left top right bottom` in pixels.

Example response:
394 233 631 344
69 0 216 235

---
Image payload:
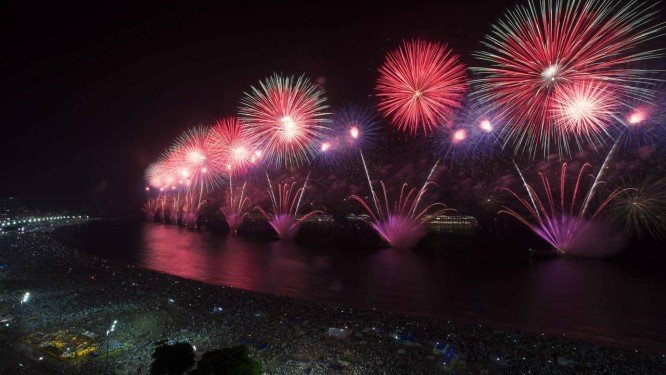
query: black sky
1 0 513 214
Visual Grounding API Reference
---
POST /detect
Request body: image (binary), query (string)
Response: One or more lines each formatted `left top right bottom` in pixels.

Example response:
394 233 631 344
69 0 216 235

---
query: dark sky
1 0 512 213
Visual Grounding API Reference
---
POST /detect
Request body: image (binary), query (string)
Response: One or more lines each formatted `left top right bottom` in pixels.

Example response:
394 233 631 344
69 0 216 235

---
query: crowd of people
0 223 664 374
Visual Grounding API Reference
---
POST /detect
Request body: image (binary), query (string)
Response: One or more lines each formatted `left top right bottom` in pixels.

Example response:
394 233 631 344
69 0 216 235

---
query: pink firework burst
239 74 330 167
474 0 663 155
166 126 223 191
209 117 258 175
376 39 468 134
145 161 172 189
163 126 224 228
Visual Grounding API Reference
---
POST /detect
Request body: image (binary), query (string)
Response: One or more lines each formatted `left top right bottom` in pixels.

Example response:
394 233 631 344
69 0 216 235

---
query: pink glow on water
224 213 242 232
268 214 301 241
371 214 425 249
183 212 198 228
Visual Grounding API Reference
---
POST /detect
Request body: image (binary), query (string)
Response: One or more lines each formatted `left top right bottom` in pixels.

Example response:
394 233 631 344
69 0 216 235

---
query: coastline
1 222 664 374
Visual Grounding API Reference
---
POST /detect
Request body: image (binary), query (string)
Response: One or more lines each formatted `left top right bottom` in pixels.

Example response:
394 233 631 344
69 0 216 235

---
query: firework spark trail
501 162 634 255
220 179 251 233
410 161 440 217
609 176 666 240
294 171 311 215
142 199 160 221
580 133 624 217
257 175 322 241
351 161 453 249
360 151 381 215
512 159 540 220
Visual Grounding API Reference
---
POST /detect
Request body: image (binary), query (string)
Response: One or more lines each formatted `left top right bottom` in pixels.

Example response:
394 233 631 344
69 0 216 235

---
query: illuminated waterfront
0 222 664 374
60 220 666 353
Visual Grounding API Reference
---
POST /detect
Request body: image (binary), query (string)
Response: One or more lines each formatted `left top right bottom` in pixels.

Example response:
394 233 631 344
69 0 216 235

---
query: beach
0 222 664 374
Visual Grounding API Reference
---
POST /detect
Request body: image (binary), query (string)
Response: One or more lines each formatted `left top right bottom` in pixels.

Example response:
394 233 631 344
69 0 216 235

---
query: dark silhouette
190 345 262 375
150 342 195 375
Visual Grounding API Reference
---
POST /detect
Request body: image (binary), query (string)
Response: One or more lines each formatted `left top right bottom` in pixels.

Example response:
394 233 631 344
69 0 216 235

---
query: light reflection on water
70 221 665 352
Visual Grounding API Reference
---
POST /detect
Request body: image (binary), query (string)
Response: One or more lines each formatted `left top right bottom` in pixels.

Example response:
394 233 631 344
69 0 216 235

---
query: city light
106 319 118 336
20 292 30 305
1 214 87 228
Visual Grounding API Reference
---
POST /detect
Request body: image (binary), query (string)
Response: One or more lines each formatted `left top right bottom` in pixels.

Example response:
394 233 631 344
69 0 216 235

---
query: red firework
376 39 468 134
474 0 663 155
165 126 223 190
239 74 330 167
145 161 171 189
209 117 257 175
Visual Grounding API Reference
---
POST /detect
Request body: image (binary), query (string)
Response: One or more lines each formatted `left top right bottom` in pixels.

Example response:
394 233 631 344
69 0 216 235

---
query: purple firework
500 162 633 256
256 174 322 241
351 161 453 249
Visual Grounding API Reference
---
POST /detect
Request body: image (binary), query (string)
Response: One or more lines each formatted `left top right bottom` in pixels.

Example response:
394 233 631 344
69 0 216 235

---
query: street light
18 292 30 331
106 319 118 369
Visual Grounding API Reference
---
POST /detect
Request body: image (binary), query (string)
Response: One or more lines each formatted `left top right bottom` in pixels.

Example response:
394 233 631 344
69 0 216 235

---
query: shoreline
55 220 666 354
1 222 664 374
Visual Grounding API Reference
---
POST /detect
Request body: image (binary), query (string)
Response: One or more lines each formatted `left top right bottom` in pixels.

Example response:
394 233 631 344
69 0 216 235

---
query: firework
432 102 503 164
220 181 252 233
239 74 330 167
474 0 663 155
145 161 172 189
470 187 517 236
167 126 224 189
168 194 181 224
376 39 468 134
315 103 381 167
619 88 666 152
209 117 258 175
331 103 380 153
351 161 453 249
551 81 619 144
141 198 160 221
609 177 666 240
256 174 323 241
500 163 633 256
165 126 226 227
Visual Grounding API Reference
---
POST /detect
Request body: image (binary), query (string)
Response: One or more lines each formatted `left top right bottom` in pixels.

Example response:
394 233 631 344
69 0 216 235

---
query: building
301 214 334 223
427 215 478 234
345 213 371 221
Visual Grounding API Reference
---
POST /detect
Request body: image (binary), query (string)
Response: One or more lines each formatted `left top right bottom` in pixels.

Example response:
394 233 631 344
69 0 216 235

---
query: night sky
2 0 536 214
